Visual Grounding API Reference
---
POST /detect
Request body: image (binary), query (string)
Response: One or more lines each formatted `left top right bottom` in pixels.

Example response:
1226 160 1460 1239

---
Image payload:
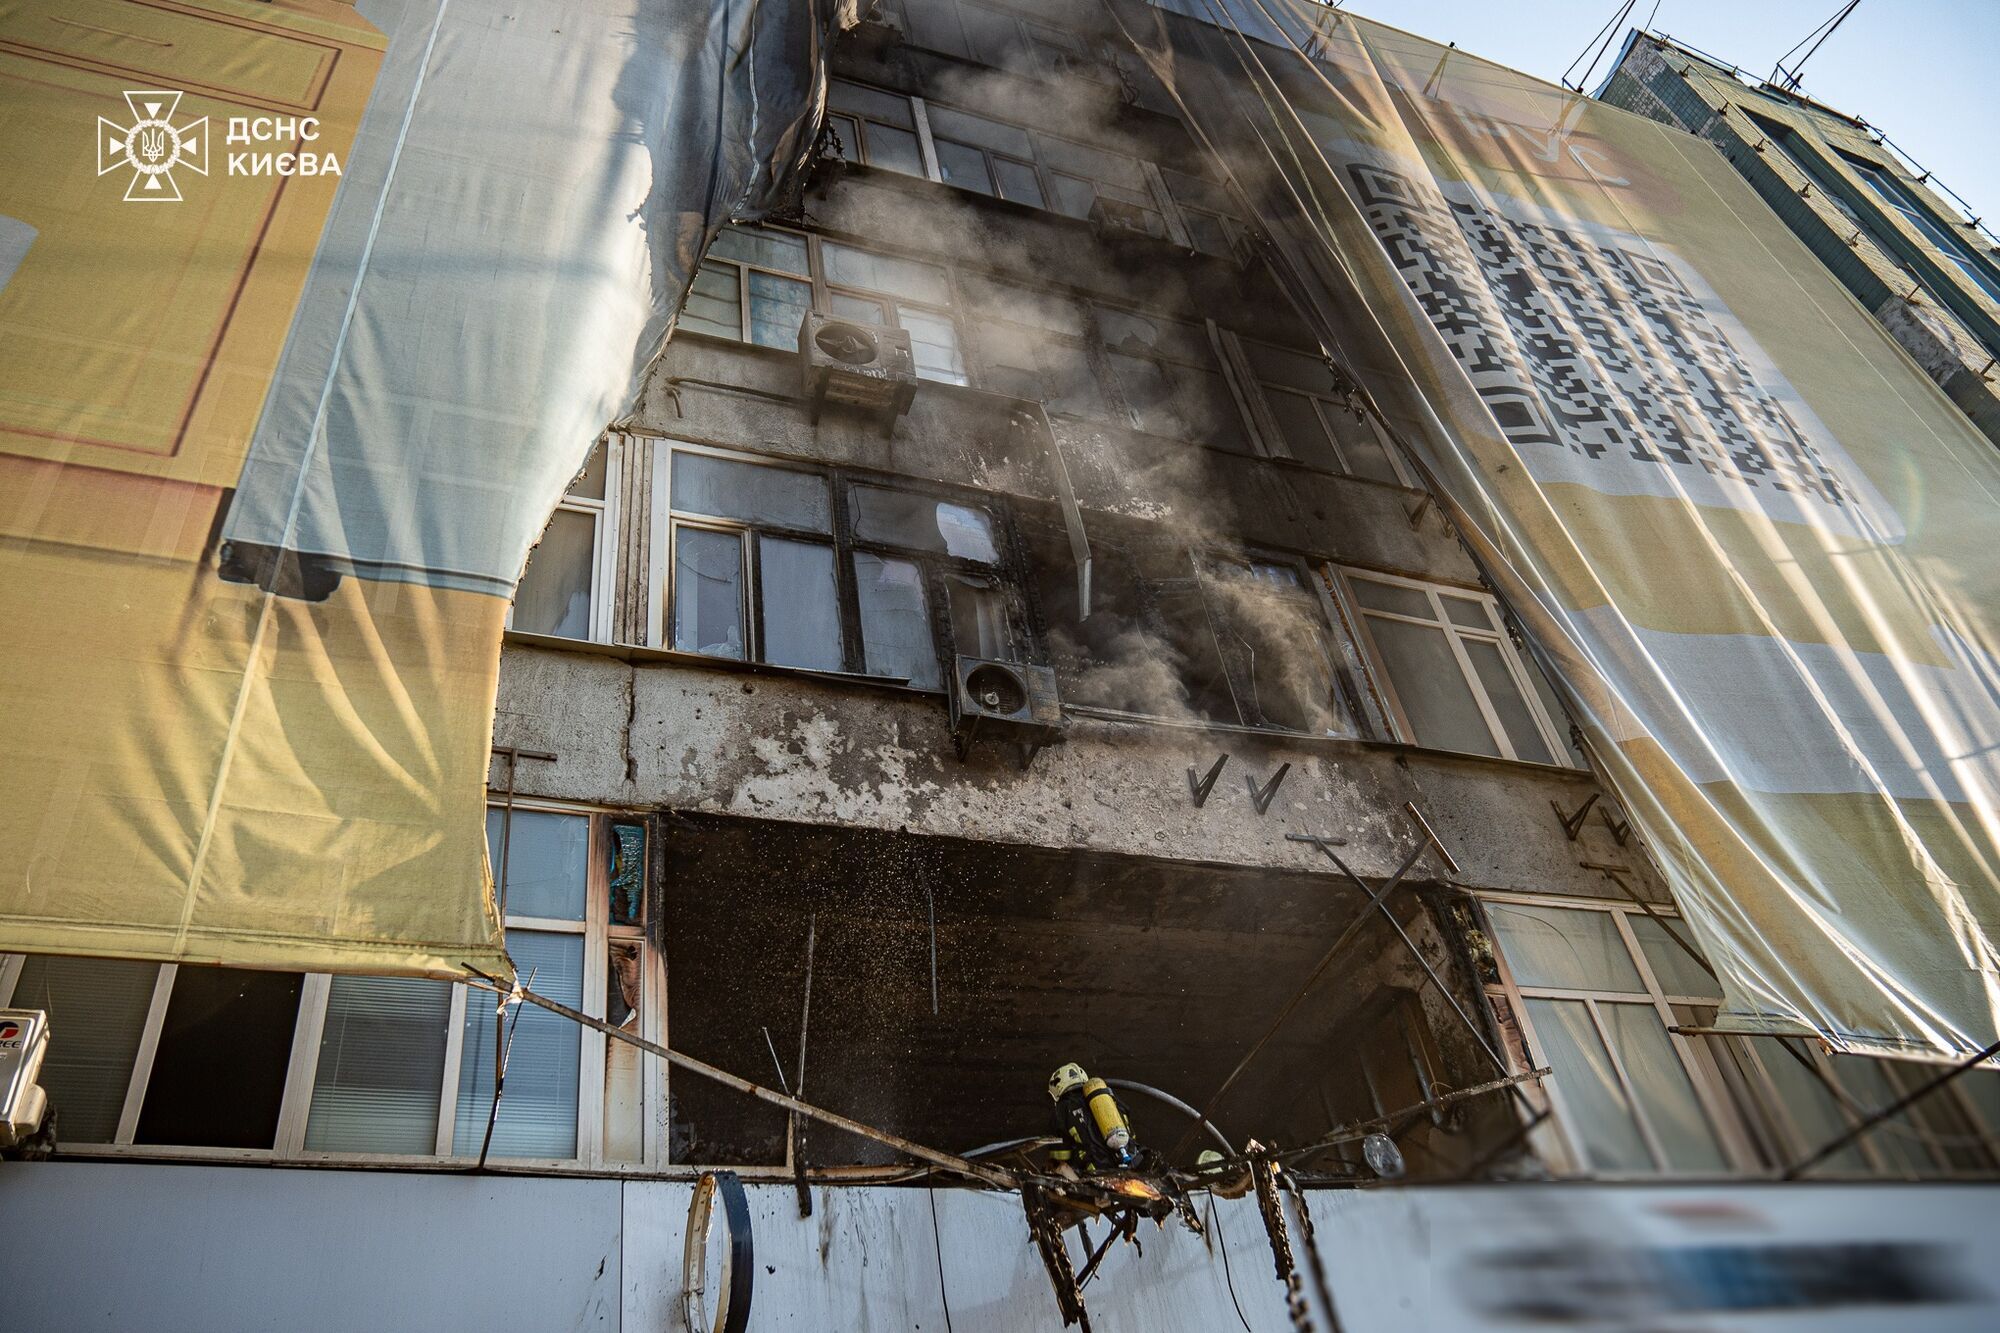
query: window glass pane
899 307 967 384
136 967 302 1149
1832 1055 1938 1174
926 105 1034 158
992 157 1046 209
1182 208 1232 257
823 242 952 306
1525 997 1652 1172
1264 389 1341 471
305 976 451 1155
1365 616 1498 756
1049 172 1096 218
1600 1002 1729 1172
946 575 1013 660
759 537 844 671
567 445 607 500
934 139 994 196
603 938 646 1163
1630 916 1719 998
746 271 811 349
484 808 588 922
1526 656 1589 768
1039 136 1145 190
862 122 926 176
671 453 830 531
680 263 743 340
1760 1041 1873 1172
1487 902 1645 991
851 487 998 561
1440 594 1490 629
512 508 595 639
1464 638 1555 764
673 527 746 659
831 292 889 324
1349 577 1432 619
828 79 914 129
454 930 584 1159
1334 412 1405 486
9 955 154 1144
1243 340 1329 392
708 225 807 275
608 821 646 927
854 552 939 689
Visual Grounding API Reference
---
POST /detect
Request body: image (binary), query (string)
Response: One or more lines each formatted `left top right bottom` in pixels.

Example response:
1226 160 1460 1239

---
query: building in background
1599 30 2000 448
4 4 1999 1329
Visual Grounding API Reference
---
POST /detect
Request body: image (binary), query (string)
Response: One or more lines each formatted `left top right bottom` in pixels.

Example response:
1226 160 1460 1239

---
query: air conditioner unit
949 655 1063 764
1088 195 1161 242
798 311 918 427
0 1008 51 1151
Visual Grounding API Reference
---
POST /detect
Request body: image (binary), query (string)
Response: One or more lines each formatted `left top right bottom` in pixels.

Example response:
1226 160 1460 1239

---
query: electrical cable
1206 1192 1255 1333
928 1181 956 1333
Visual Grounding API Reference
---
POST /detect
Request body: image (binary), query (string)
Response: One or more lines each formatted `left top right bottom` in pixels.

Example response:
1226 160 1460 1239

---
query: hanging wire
1770 0 1861 91
1560 0 1636 92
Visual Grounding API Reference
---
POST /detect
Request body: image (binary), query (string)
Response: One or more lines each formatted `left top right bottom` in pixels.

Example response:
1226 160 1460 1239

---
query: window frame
1340 568 1576 766
1231 333 1418 486
1833 148 2000 307
651 441 1029 687
507 436 622 644
1478 890 1760 1176
0 802 666 1172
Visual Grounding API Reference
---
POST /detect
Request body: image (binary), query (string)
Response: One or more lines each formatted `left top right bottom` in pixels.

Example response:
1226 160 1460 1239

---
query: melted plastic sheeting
0 0 835 978
1118 0 2000 1062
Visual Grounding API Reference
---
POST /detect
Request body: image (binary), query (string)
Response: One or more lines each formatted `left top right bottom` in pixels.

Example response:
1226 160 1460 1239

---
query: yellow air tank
1082 1078 1131 1151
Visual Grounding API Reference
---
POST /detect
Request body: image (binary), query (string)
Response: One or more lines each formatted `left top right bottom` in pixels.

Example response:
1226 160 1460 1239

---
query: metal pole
1781 1037 2000 1179
471 973 1018 1190
1277 1067 1552 1167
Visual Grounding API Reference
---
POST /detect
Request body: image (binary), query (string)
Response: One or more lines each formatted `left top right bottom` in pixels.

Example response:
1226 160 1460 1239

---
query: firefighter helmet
1048 1062 1089 1101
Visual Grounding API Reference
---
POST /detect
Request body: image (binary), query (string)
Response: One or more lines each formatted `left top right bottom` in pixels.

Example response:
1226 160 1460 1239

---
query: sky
1336 0 2000 229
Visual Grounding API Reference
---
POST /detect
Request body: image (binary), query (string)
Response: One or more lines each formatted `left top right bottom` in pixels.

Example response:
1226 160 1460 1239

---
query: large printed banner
0 0 831 977
1127 1 2000 1061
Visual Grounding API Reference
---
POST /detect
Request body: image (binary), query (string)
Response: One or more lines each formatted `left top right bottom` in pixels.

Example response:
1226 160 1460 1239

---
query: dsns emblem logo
98 90 208 202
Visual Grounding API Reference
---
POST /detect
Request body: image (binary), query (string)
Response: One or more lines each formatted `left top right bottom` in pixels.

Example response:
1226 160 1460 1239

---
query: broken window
1092 305 1240 446
1344 570 1577 764
961 275 1108 416
511 440 616 642
1160 167 1245 259
663 447 1030 688
1025 512 1364 735
135 966 303 1150
1234 338 1413 485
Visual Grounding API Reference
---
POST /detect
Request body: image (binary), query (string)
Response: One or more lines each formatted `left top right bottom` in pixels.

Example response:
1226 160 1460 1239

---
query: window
1483 896 1741 1174
961 275 1109 417
683 226 970 387
0 807 661 1167
1236 338 1412 484
1160 168 1246 260
1836 150 2000 306
826 79 927 178
1025 512 1370 736
925 104 1046 208
511 439 619 642
822 240 967 384
661 445 1025 689
1093 305 1240 445
1343 570 1579 765
1479 895 2000 1178
681 226 813 348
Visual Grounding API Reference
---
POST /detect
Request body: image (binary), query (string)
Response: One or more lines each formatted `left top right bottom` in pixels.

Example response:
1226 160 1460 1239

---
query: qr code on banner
1346 162 1856 513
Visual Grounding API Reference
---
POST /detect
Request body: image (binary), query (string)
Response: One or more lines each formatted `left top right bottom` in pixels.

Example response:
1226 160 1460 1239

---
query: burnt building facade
7 5 2000 1329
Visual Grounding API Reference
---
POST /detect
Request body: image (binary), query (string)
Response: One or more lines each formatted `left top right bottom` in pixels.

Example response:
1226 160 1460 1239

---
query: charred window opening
665 446 1036 688
662 815 1506 1172
1092 306 1243 448
1024 508 1365 735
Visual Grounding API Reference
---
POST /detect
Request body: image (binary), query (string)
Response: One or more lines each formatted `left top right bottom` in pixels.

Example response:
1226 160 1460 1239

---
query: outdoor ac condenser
0 1008 50 1149
948 655 1063 764
798 311 917 426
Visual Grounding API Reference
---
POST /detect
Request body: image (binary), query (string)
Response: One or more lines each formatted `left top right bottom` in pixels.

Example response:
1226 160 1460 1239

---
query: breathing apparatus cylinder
1082 1077 1132 1152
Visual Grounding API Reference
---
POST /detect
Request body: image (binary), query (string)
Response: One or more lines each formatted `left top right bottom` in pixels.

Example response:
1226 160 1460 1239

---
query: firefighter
1047 1062 1141 1174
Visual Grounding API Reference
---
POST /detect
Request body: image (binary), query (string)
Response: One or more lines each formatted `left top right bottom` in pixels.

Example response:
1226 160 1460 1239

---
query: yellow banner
1127 1 2000 1061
